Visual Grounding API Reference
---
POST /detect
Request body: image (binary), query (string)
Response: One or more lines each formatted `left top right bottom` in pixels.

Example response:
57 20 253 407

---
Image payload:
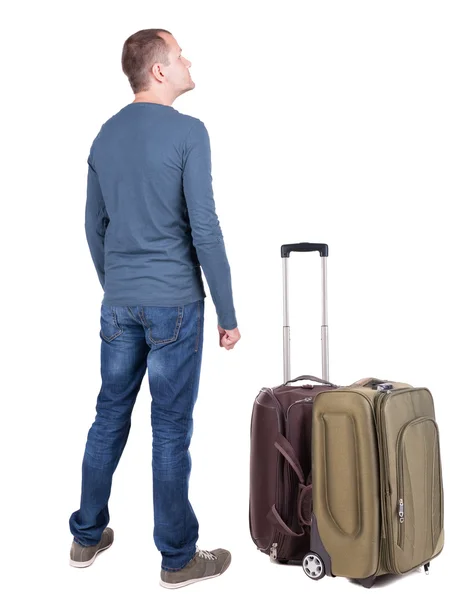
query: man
69 28 240 589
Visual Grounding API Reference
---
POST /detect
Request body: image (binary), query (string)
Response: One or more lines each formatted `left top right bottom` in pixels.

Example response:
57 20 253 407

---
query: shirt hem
101 292 206 307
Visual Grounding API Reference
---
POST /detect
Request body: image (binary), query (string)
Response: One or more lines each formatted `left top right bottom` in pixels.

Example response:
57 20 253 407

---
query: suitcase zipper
263 387 314 561
395 416 439 553
270 542 278 560
397 498 405 549
377 387 418 572
265 387 310 560
263 388 287 560
375 389 414 573
379 395 394 572
285 396 313 420
396 420 410 551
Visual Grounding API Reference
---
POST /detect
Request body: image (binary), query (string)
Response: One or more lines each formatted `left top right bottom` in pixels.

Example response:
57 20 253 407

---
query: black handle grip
281 243 329 258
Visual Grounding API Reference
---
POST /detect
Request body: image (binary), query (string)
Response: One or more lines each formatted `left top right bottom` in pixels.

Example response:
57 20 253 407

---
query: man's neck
133 91 175 106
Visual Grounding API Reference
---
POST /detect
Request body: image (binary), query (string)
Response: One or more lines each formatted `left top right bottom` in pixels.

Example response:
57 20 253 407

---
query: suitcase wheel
302 552 325 580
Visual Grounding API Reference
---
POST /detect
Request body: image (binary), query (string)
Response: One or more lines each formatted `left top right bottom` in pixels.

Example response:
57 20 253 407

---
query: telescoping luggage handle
281 243 329 384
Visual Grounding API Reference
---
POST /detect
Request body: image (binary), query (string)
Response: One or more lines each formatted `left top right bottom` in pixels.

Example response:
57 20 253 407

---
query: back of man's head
121 28 171 94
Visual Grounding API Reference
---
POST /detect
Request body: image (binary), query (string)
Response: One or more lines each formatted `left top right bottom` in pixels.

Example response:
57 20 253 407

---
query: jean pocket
100 305 123 342
144 306 184 345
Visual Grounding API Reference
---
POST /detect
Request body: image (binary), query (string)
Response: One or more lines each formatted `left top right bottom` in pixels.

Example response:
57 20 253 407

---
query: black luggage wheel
302 552 325 580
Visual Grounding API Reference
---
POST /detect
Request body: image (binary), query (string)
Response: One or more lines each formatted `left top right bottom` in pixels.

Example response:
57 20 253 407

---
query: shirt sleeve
182 120 237 330
84 156 109 290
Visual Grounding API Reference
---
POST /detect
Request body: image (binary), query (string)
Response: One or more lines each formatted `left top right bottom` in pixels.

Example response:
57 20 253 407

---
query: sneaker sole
69 542 113 568
159 554 231 589
160 573 221 589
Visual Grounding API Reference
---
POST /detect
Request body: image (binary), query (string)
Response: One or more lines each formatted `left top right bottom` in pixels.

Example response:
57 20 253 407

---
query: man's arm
182 120 237 330
85 157 109 289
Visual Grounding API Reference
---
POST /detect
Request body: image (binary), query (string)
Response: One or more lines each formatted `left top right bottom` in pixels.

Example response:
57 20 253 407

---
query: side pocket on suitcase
395 417 443 566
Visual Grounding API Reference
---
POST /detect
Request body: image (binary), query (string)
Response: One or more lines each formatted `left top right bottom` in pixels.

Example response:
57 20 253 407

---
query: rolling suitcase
304 377 445 587
249 243 338 563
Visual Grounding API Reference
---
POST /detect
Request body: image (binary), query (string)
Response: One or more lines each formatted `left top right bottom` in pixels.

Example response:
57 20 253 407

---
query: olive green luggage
303 378 444 588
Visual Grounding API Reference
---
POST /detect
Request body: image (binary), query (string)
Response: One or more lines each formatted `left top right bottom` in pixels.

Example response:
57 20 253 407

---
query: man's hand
217 325 241 350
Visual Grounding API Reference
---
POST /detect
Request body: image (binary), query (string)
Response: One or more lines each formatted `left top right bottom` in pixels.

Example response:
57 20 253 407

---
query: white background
3 1 454 599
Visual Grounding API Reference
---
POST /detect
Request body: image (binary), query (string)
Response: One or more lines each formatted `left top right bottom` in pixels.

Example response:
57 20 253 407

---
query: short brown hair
121 29 172 93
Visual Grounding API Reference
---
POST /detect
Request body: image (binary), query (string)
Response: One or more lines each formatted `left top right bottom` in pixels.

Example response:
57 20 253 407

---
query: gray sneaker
160 546 231 589
69 527 114 568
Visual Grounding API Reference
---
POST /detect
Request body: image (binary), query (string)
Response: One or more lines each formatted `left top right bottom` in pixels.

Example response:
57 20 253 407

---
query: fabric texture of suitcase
306 377 444 587
249 375 337 562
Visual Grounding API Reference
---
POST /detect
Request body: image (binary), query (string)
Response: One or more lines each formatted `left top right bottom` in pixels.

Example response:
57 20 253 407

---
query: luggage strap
274 433 305 484
267 504 306 537
266 433 313 536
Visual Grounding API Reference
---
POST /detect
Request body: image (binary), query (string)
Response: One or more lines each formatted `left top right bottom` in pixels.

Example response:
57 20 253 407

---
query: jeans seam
194 301 201 353
100 305 123 342
180 472 187 551
177 332 201 555
111 307 122 331
126 306 143 326
100 330 123 343
139 307 149 328
185 349 198 422
149 305 184 345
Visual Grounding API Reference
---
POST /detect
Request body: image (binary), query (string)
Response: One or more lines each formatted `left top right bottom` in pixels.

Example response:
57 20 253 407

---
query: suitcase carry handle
351 377 389 388
281 243 329 258
282 242 329 383
351 377 399 389
284 374 336 387
350 377 410 390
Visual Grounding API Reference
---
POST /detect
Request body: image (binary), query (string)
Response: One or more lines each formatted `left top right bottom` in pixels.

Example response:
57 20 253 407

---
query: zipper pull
377 383 393 391
398 498 405 523
270 542 278 560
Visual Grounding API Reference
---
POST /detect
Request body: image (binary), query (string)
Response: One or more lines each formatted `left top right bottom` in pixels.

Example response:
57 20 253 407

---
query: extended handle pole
321 256 329 381
281 243 329 384
283 256 291 384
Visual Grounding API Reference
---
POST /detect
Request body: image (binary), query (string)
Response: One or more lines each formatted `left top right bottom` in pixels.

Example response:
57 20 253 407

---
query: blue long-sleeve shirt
84 102 237 330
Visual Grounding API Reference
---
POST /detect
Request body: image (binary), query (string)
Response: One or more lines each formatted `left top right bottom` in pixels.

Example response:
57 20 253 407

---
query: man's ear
151 63 165 83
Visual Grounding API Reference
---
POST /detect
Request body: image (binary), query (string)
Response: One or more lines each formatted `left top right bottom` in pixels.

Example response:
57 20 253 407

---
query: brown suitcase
249 243 337 563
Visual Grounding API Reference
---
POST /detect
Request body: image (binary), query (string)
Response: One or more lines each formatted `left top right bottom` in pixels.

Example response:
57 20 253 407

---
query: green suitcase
304 377 444 588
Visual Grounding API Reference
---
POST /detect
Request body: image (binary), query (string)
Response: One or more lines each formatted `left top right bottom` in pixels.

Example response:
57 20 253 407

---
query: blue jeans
69 299 204 571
